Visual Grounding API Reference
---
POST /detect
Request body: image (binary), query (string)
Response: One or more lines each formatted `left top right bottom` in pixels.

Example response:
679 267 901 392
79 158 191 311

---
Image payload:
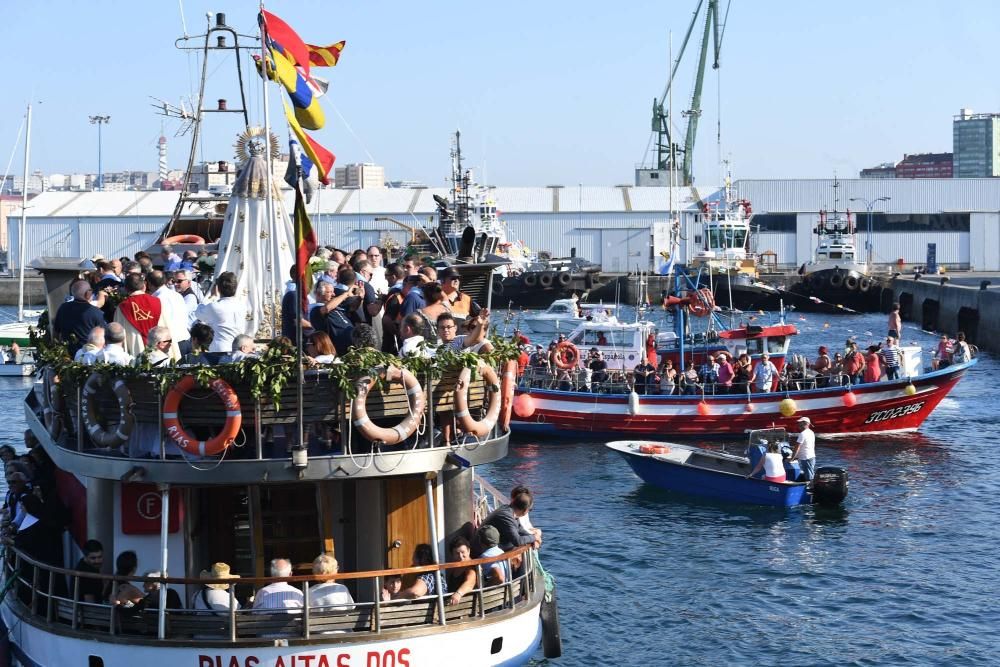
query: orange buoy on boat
513 393 536 418
553 341 580 370
639 443 671 455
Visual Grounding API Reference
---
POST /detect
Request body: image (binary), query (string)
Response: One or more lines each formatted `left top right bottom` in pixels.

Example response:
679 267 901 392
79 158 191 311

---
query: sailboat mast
18 103 31 323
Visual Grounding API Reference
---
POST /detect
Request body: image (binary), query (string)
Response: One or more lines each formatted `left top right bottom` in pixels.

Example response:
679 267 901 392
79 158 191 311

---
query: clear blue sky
3 1 998 187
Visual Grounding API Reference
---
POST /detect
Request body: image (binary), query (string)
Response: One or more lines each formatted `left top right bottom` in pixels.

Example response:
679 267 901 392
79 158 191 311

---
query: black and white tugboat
690 179 782 312
789 182 881 312
1 11 558 667
429 133 604 309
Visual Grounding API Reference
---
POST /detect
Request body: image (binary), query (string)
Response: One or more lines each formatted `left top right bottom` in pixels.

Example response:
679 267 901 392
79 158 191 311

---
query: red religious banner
121 484 183 534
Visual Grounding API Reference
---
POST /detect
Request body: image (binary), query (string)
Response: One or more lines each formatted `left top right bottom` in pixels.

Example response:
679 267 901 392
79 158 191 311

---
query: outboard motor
811 466 849 506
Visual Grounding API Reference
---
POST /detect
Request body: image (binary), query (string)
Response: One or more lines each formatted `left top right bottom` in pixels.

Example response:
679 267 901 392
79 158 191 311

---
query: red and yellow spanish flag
259 10 311 76
294 185 318 314
307 41 346 67
282 99 335 185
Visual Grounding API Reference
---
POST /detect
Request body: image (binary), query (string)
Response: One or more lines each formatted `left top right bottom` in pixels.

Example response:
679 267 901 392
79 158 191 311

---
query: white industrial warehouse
5 178 1000 272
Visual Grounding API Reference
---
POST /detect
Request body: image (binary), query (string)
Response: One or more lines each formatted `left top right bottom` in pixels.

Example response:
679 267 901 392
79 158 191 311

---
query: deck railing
2 545 537 643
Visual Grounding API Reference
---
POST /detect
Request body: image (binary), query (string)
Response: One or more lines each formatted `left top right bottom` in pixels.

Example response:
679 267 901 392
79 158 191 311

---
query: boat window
733 229 747 248
550 305 571 314
575 329 625 347
829 252 843 259
708 229 722 249
746 338 763 354
767 336 786 353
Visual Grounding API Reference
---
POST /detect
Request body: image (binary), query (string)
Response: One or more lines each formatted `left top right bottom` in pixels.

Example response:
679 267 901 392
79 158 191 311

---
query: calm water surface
485 310 997 665
0 310 994 665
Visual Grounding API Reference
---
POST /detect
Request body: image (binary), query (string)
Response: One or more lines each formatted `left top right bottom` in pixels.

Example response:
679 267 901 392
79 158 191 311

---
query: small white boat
520 298 618 337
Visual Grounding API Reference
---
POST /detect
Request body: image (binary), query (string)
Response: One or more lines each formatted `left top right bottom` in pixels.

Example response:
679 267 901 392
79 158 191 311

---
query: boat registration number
864 401 925 424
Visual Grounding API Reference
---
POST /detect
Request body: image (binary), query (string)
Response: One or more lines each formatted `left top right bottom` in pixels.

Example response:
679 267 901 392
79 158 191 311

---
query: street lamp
849 196 890 267
89 115 111 190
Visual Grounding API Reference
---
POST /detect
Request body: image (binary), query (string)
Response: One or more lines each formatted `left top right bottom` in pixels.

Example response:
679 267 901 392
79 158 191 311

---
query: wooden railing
2 545 537 643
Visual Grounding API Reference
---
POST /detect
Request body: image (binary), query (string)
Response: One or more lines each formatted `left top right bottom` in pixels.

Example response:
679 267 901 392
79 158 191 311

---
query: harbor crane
649 0 729 185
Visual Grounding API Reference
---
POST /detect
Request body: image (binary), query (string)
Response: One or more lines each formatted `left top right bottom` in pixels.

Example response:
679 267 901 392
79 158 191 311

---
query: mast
18 103 31 323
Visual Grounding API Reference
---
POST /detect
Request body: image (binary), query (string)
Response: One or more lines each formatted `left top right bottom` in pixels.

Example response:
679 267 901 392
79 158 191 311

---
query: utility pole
89 115 111 190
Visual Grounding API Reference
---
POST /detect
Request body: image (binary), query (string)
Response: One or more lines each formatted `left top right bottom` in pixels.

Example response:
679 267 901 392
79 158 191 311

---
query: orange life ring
163 375 242 456
163 234 206 245
687 288 714 317
498 360 518 433
352 366 426 445
553 341 580 370
639 443 671 455
454 362 501 438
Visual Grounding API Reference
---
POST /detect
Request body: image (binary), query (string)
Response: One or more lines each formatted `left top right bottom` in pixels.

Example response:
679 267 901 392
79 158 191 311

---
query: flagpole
260 6 304 459
259 6 279 340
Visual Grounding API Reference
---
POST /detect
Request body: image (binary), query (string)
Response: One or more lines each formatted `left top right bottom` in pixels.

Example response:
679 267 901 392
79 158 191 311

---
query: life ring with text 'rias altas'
163 375 242 456
454 362 502 438
163 234 206 245
352 366 426 445
82 372 135 447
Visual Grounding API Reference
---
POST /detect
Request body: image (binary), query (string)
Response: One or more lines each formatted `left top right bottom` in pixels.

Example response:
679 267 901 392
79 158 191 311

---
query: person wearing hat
843 340 866 385
191 562 240 612
791 416 816 482
476 525 509 585
588 347 608 389
439 267 480 321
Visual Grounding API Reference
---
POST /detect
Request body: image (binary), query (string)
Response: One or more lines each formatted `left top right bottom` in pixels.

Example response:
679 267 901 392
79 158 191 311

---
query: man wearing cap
476 525 509 585
791 417 816 482
588 348 608 388
439 268 480 322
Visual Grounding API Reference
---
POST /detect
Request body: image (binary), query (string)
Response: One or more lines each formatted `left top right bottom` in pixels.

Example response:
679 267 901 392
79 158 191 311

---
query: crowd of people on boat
3 473 540 621
50 242 495 372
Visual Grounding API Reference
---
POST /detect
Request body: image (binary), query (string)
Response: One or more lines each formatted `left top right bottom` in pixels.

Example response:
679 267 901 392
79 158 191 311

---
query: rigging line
0 114 26 197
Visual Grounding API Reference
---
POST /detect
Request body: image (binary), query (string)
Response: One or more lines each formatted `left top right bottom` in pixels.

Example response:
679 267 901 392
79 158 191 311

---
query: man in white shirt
398 314 432 359
366 245 389 295
74 326 106 365
194 272 250 353
172 269 203 325
95 323 133 366
226 335 258 363
791 416 817 481
306 554 354 610
148 270 191 354
253 558 303 610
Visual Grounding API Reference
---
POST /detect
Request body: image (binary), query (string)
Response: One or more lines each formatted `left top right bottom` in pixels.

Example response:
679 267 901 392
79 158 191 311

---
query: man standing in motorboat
790 416 816 482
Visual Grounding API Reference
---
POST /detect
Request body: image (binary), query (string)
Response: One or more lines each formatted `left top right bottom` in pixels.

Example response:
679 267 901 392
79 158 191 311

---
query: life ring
639 443 670 455
687 288 714 317
82 372 135 448
523 273 538 288
859 277 872 292
845 275 859 291
498 360 518 433
557 272 572 288
454 362 502 438
539 272 555 288
163 234 206 245
41 368 64 441
553 341 580 370
163 375 242 456
352 366 425 445
829 272 844 289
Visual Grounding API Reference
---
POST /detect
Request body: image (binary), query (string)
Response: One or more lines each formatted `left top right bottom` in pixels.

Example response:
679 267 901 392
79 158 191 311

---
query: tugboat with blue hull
607 429 849 508
1 11 557 667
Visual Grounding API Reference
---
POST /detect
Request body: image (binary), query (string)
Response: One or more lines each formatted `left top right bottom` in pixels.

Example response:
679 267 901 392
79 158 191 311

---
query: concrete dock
892 272 1000 354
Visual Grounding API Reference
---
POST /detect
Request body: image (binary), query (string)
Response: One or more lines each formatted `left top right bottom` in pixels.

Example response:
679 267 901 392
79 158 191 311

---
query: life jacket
449 291 473 317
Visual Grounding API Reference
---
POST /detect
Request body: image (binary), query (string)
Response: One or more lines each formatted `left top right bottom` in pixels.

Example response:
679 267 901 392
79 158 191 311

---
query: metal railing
3 544 537 643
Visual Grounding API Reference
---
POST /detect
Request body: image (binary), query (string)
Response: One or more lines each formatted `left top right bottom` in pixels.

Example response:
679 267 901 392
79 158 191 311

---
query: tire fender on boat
454 362 501 438
553 342 580 370
498 360 518 433
523 273 538 288
845 275 859 291
557 272 572 288
41 367 64 441
352 366 426 445
539 272 555 288
859 277 872 292
829 272 844 289
82 372 135 448
163 375 242 456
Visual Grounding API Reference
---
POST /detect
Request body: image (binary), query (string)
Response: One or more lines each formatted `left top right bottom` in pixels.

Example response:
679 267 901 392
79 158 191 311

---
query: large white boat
1 12 558 666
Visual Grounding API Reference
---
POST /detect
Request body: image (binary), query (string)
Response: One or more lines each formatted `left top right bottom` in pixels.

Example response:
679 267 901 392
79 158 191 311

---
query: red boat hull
511 361 973 438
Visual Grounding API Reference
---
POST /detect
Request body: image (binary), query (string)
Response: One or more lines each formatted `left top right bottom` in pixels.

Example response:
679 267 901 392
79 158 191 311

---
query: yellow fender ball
904 383 917 396
779 398 797 417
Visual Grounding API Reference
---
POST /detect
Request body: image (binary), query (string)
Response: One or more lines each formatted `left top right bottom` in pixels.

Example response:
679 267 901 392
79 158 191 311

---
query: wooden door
384 476 430 569
254 483 322 574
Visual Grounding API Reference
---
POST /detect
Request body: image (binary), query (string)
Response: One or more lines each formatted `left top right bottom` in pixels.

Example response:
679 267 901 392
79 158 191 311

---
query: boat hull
609 444 810 507
697 274 783 312
498 274 606 309
1 599 542 667
787 267 883 312
512 360 973 438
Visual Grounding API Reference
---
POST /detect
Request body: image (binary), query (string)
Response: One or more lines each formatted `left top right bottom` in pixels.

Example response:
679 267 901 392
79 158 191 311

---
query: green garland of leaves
32 328 521 408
